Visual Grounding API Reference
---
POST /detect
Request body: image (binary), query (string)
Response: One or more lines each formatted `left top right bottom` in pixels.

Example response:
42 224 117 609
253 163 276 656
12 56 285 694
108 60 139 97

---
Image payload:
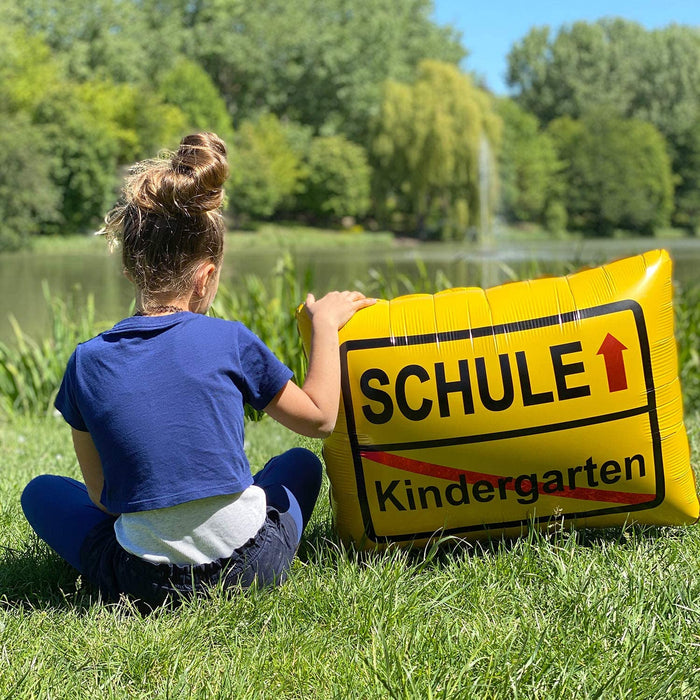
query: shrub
297 136 371 221
229 114 307 221
496 98 561 226
548 112 674 235
0 284 101 416
0 114 60 251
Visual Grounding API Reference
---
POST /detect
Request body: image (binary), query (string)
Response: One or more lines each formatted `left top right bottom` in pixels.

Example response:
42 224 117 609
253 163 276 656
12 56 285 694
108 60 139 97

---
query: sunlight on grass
0 415 699 697
1 249 699 697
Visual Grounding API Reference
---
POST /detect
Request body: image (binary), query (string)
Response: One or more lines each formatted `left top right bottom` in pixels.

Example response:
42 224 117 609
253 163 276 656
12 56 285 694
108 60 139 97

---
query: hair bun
171 132 229 212
127 132 229 217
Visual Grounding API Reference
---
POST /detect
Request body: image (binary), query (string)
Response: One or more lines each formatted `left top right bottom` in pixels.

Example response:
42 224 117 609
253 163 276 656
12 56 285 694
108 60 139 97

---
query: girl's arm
264 290 375 438
71 428 115 514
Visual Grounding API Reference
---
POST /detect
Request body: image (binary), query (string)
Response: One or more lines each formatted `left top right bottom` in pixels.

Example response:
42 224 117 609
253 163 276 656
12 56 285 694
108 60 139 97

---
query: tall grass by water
1 257 699 418
0 283 102 417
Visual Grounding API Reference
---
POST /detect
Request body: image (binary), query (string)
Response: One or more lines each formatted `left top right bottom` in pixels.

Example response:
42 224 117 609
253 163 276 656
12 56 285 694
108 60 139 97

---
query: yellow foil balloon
296 250 697 548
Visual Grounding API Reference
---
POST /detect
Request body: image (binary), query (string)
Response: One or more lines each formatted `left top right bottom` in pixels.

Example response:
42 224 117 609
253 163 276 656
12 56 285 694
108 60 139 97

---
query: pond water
2 235 699 343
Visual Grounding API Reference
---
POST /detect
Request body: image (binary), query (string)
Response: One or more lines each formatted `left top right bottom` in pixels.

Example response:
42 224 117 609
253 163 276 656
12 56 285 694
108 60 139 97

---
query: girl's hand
265 291 375 437
304 290 375 330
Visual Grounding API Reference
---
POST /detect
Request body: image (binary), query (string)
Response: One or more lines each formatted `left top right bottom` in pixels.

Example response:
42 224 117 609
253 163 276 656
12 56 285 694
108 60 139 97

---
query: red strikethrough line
360 451 653 505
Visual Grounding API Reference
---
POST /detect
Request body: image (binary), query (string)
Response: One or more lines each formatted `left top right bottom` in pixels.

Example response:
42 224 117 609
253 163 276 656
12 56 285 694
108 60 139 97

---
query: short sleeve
236 325 294 410
54 350 88 431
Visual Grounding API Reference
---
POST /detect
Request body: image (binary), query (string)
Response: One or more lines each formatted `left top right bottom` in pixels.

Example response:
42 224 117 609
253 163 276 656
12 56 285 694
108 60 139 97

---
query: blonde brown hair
102 132 229 300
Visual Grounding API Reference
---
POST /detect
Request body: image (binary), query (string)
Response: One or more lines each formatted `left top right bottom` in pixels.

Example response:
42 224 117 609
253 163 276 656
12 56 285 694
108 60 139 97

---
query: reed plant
1 259 699 418
0 283 103 417
676 283 700 414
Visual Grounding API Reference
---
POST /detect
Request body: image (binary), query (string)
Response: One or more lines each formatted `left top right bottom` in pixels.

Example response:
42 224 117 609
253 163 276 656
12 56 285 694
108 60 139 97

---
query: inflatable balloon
297 250 697 548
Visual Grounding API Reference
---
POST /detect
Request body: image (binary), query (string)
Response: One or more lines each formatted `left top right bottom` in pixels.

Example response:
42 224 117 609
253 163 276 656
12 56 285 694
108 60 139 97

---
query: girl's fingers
304 290 375 323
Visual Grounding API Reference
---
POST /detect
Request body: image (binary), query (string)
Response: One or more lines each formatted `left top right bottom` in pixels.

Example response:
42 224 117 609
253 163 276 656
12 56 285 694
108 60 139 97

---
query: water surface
2 236 699 343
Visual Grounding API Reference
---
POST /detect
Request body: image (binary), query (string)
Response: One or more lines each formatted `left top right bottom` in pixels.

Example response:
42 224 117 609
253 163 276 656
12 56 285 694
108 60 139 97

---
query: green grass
25 221 695 256
1 239 699 695
27 223 398 256
1 413 699 698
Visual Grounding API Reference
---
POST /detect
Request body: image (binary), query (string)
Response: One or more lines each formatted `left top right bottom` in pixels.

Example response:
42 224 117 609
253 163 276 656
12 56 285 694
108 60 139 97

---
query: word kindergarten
308 251 697 548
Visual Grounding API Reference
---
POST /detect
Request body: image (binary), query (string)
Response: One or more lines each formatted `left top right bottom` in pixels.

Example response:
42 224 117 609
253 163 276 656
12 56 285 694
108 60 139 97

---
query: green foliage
543 200 568 235
672 120 700 233
157 58 234 145
0 284 101 416
507 20 648 125
9 0 464 145
297 136 371 221
186 0 465 142
677 284 700 414
506 20 700 226
631 25 700 144
5 3 700 238
11 0 180 84
496 98 562 225
73 80 187 162
0 27 61 113
0 114 60 251
547 112 674 235
230 114 307 221
371 60 501 239
506 19 700 142
33 85 122 234
30 81 188 234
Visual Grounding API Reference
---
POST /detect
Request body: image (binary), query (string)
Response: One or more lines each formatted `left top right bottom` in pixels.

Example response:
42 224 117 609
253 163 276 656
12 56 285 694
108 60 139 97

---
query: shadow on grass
0 541 104 612
3 517 681 613
295 515 683 575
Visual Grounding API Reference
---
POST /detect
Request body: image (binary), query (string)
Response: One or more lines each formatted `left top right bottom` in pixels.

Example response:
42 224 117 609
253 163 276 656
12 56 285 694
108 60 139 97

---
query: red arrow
596 333 628 392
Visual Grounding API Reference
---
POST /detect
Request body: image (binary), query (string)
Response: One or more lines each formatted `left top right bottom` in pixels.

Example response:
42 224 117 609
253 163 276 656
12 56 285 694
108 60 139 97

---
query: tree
0 27 61 113
28 79 189 234
33 86 122 234
506 20 649 126
10 0 183 84
296 136 371 222
672 119 700 234
547 112 673 235
371 60 501 239
507 20 700 228
628 25 700 146
507 20 700 150
229 114 307 221
495 98 561 226
73 80 187 162
184 0 465 141
0 114 60 250
157 58 234 145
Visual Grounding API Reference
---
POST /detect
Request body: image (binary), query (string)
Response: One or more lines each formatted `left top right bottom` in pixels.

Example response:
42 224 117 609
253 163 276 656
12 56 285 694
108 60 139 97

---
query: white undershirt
114 485 267 566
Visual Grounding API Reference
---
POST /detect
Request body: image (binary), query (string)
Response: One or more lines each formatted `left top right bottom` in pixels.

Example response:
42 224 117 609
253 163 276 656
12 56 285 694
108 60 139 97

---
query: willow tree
371 60 501 239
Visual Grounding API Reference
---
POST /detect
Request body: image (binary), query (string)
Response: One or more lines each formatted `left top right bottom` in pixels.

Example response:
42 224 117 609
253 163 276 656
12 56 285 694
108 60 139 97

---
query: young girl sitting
21 132 374 608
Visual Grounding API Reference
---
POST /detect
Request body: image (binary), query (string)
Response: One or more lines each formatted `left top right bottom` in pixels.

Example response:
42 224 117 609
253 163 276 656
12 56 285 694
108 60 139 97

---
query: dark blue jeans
21 447 322 608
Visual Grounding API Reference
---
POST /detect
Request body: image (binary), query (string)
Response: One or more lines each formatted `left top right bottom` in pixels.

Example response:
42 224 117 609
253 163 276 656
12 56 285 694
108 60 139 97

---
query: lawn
27 224 398 257
1 412 699 698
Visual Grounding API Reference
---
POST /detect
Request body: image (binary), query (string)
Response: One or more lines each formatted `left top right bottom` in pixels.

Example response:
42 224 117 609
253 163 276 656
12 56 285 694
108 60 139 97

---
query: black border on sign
338 300 662 543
